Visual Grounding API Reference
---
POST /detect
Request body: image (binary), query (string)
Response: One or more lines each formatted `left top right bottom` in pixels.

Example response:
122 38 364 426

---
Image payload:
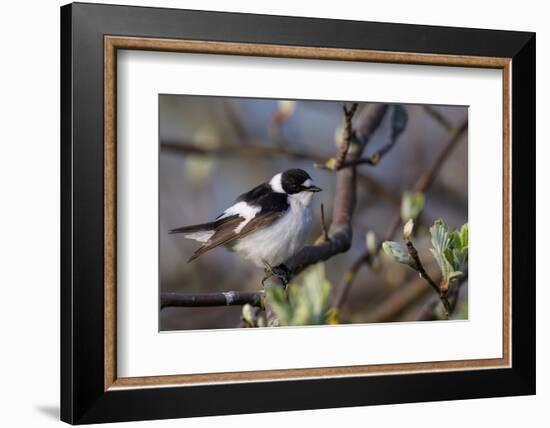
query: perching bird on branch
170 168 322 282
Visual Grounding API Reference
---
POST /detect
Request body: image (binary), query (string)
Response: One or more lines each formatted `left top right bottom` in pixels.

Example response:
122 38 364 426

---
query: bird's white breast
232 194 313 267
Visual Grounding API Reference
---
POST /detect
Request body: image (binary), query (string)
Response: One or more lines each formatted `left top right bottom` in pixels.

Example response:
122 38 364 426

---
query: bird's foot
261 263 291 287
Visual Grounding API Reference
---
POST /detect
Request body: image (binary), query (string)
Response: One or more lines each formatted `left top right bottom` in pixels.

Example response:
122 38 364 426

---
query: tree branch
160 291 263 309
422 105 455 132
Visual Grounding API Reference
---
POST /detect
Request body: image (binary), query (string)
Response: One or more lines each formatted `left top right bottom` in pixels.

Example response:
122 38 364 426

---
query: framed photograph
61 2 535 424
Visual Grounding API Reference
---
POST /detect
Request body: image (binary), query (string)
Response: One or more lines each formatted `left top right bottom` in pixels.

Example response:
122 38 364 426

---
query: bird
169 168 322 281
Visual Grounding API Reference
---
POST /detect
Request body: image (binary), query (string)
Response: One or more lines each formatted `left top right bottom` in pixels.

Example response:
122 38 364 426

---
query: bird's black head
279 168 322 195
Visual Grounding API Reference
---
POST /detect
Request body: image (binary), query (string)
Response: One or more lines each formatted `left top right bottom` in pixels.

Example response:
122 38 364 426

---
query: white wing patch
181 230 215 243
218 201 262 234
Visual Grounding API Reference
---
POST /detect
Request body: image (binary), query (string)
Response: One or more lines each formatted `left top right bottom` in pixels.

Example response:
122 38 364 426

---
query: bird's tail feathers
170 214 240 263
169 222 216 243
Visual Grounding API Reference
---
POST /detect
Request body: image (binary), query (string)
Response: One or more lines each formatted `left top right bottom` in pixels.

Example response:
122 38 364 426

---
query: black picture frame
61 2 535 424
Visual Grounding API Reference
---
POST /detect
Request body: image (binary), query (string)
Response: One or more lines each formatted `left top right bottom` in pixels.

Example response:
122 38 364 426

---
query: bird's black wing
255 191 289 214
236 182 272 204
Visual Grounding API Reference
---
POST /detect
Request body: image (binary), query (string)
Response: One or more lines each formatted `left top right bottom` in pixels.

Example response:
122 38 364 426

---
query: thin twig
160 291 263 309
317 105 407 171
327 133 398 170
417 269 468 320
332 153 380 169
405 239 451 317
335 103 359 168
320 203 330 242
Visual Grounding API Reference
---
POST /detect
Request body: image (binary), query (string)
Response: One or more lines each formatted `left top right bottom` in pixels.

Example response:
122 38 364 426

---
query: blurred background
159 95 468 331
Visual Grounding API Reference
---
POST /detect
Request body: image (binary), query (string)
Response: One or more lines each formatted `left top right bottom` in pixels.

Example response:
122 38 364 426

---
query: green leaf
429 219 468 291
300 263 332 325
382 241 412 265
401 191 425 223
430 219 455 291
265 263 332 326
459 223 468 249
453 248 466 268
265 286 292 325
449 230 461 250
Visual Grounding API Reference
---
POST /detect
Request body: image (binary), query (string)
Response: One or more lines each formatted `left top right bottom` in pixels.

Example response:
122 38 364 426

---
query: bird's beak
306 185 322 192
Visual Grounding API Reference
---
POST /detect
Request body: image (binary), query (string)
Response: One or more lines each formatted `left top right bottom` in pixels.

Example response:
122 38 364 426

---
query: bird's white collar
269 173 285 193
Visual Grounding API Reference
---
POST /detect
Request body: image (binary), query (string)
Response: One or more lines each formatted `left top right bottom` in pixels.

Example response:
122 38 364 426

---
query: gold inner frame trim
104 35 512 391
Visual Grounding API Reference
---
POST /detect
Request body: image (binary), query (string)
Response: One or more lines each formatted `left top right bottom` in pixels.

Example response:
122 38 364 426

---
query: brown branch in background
223 99 250 144
414 121 468 192
357 175 399 207
331 253 370 310
367 275 433 322
263 104 389 287
330 117 468 310
162 140 325 162
161 140 400 207
422 105 455 132
160 291 262 309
